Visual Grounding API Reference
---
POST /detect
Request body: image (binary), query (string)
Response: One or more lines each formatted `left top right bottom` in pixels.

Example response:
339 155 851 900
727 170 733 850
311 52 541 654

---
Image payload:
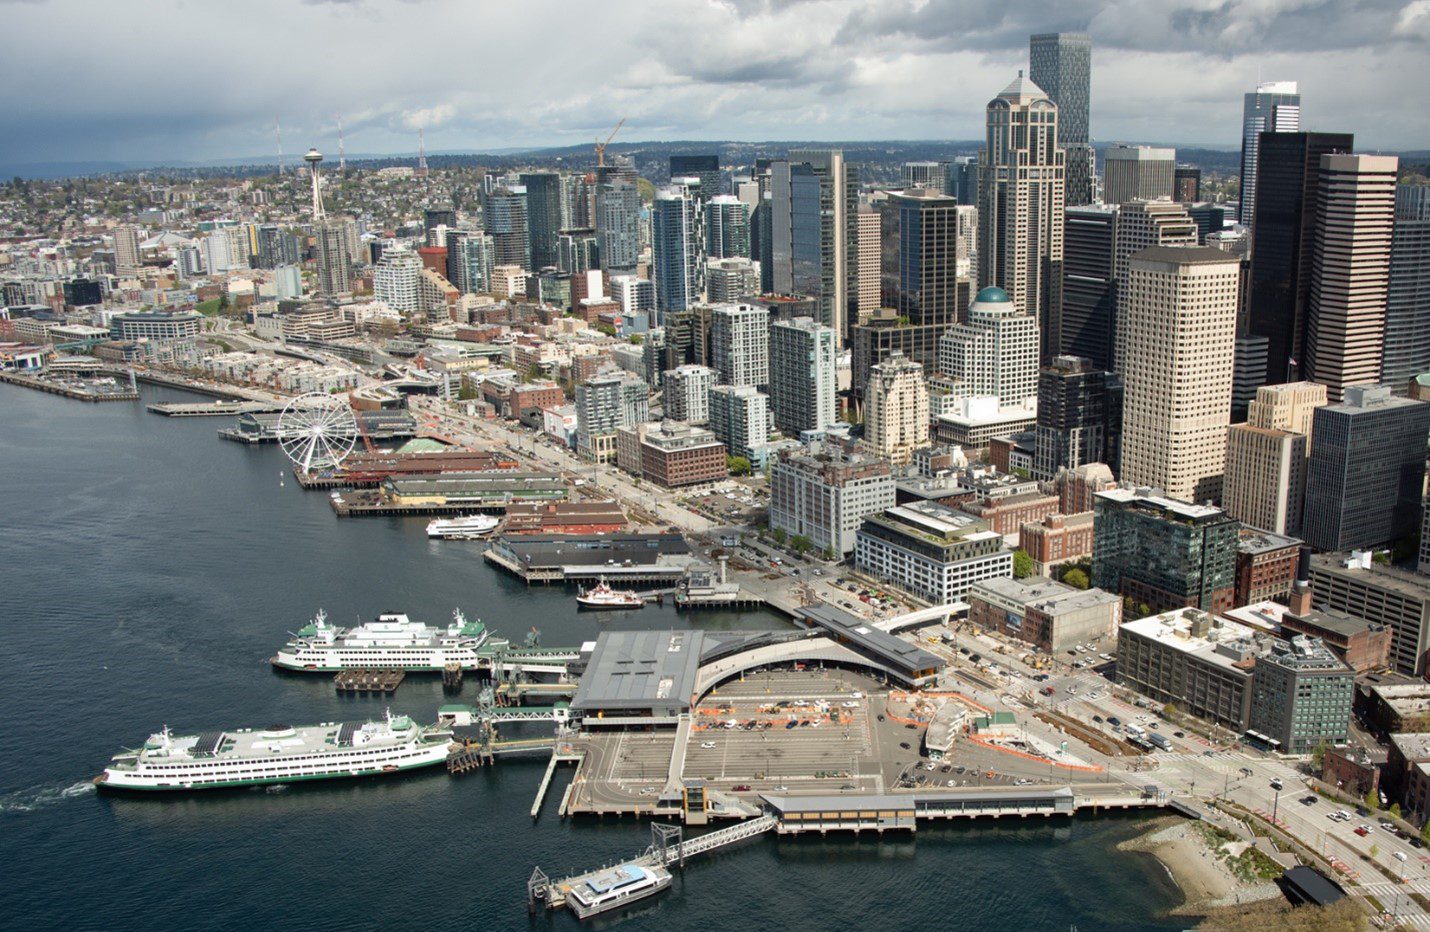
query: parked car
733 784 751 792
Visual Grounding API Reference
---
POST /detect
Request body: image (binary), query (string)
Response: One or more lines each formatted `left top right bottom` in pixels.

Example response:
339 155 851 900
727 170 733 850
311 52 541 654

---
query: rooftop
1120 608 1263 675
1221 601 1290 634
570 630 705 713
1309 552 1430 601
1096 486 1227 522
1237 527 1303 555
971 576 1120 616
1390 732 1430 762
796 603 945 677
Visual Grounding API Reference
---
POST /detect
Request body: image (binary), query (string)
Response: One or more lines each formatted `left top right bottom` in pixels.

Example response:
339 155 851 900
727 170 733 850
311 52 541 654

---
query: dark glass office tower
1034 355 1121 480
423 208 456 246
670 155 721 200
1059 204 1117 368
879 189 962 327
1246 131 1353 385
1029 32 1092 206
518 172 563 271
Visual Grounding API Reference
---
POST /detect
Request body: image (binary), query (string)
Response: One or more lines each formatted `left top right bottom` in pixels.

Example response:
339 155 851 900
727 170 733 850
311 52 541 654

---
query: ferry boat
426 514 499 539
95 710 454 792
576 580 644 611
271 608 490 672
566 862 672 919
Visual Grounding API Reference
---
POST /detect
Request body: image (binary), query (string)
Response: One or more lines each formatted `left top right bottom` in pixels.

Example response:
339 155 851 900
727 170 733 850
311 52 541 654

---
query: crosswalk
1359 880 1430 926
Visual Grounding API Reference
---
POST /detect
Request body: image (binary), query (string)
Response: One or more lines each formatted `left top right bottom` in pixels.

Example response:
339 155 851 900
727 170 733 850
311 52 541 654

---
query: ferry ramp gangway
485 707 569 725
635 815 778 868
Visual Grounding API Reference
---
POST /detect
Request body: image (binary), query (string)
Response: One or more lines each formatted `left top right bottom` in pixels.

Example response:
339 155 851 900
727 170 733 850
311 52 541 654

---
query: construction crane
594 117 626 167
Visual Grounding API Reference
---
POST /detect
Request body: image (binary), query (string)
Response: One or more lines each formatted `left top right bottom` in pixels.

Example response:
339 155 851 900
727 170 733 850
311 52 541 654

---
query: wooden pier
442 663 463 692
333 668 405 694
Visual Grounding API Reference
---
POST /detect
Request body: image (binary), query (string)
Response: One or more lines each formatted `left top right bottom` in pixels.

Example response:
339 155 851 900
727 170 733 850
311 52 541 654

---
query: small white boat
426 515 499 539
576 580 644 610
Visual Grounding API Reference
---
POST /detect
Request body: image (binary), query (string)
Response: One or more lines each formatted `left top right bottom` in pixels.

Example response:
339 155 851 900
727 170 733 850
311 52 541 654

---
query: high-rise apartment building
486 188 530 270
1239 81 1301 226
1034 355 1120 480
1092 488 1240 614
705 195 750 260
518 173 562 271
575 370 650 462
1101 146 1176 205
1059 204 1117 368
938 286 1039 407
373 249 422 315
1301 385 1430 551
596 176 641 275
855 206 881 326
706 258 760 304
770 446 896 555
768 316 836 437
978 73 1065 359
113 225 142 272
1119 246 1240 503
1303 155 1399 402
1111 200 1198 373
1029 33 1092 206
669 154 721 200
1246 132 1355 386
710 303 769 390
1384 185 1430 392
863 351 929 466
313 222 352 298
651 189 702 319
445 229 494 295
708 384 770 461
662 365 715 425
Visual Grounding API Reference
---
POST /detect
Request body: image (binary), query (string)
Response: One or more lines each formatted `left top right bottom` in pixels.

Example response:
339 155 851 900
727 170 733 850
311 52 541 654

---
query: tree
823 547 836 562
1365 790 1379 812
726 455 752 477
1012 549 1034 579
772 527 787 545
790 534 813 555
1421 821 1430 846
456 377 478 401
1062 567 1090 590
1311 742 1328 771
1390 803 1402 820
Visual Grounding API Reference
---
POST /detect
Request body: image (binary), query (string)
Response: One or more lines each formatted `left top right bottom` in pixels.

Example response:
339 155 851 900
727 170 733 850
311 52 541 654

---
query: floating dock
333 668 405 694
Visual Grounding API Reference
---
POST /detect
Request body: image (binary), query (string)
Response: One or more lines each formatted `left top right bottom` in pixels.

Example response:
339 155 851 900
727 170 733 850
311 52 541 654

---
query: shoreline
1120 817 1282 918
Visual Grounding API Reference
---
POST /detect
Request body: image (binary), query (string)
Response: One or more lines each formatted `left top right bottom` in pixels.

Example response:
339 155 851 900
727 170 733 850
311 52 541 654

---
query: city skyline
2 0 1429 170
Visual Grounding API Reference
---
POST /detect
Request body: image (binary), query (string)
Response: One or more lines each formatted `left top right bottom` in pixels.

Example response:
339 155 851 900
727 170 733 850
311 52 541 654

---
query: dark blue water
1 384 1187 930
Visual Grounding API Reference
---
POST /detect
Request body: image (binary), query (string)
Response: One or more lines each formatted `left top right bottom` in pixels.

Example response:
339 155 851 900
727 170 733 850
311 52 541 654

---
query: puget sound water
0 383 1189 930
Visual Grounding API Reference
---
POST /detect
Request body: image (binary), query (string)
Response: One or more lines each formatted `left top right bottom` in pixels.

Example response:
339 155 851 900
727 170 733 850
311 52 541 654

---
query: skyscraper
486 187 530 270
978 73 1065 360
596 176 641 275
1222 424 1308 536
945 156 978 205
113 224 142 272
937 286 1039 407
1246 131 1355 385
1101 146 1175 205
1059 204 1117 368
771 150 858 345
1034 355 1120 480
1303 154 1399 402
706 257 760 304
1384 185 1430 392
1119 246 1240 503
709 384 770 461
445 229 494 295
1239 81 1301 226
651 189 702 319
769 316 837 437
518 172 563 271
1174 166 1201 203
705 195 750 259
880 189 962 327
373 249 422 315
1029 32 1092 207
1301 385 1430 551
663 365 715 425
1111 200 1198 373
710 303 770 390
669 154 720 199
864 351 929 466
900 161 948 193
855 206 881 327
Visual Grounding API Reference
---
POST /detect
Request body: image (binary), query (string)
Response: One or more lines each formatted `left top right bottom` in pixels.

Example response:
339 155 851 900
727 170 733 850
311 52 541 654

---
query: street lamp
1272 788 1280 826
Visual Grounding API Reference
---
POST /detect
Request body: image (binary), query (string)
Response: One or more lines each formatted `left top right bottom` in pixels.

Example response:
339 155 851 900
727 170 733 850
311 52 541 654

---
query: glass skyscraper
1029 33 1092 206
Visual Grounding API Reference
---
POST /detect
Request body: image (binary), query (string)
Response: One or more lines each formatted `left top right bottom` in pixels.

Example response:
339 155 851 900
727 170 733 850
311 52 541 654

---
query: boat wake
0 780 96 815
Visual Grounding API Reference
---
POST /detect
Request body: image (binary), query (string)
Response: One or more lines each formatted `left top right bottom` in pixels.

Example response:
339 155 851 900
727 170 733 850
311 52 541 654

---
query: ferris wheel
275 392 359 472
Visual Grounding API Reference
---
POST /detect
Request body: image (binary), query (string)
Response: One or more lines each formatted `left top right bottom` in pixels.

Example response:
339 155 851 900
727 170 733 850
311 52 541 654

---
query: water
1 384 1187 930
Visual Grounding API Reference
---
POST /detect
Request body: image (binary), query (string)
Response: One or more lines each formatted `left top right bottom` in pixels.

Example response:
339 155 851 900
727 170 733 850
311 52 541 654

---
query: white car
700 742 717 749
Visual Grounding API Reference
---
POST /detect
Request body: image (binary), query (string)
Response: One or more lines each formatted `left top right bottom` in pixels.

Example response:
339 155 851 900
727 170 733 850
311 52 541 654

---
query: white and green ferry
95 710 454 792
271 608 490 672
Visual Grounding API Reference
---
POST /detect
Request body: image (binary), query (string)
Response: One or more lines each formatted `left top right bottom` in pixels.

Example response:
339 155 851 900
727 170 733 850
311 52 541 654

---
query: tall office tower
706 258 760 304
596 177 641 275
1111 200 1198 372
1092 488 1240 613
1034 355 1119 480
754 190 774 293
1302 385 1430 550
1029 33 1092 207
423 208 457 247
113 225 142 272
1384 186 1430 392
879 189 963 327
670 154 721 199
769 316 837 436
955 205 978 276
663 364 715 424
705 195 750 259
1174 166 1201 203
864 351 929 466
652 189 702 320
373 249 422 315
946 156 978 205
445 229 494 295
1222 423 1308 536
1119 246 1240 503
562 173 597 230
1060 204 1117 368
901 161 948 193
978 73 1065 360
937 286 1039 406
486 187 530 270
770 150 858 344
1102 146 1175 205
575 370 650 462
1247 381 1328 440
708 384 770 461
518 172 563 270
1303 154 1399 402
1232 336 1270 421
710 303 770 390
1246 132 1355 385
1239 81 1301 226
856 206 881 326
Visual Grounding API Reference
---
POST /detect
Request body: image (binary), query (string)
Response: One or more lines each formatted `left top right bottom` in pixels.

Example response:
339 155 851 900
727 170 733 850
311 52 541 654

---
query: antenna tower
337 119 346 173
417 127 429 178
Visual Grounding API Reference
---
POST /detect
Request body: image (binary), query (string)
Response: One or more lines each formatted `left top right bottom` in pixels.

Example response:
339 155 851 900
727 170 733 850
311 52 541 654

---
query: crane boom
594 117 626 167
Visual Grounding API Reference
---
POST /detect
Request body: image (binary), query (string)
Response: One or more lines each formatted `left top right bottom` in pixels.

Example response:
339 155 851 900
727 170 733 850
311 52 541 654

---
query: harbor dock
333 668 405 694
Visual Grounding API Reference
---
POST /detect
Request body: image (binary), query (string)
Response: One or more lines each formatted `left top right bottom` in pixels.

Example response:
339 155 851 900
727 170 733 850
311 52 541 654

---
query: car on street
1107 717 1121 727
1092 715 1103 723
1270 778 1284 790
1354 825 1370 837
733 784 751 792
1173 731 1185 738
1300 795 1318 806
700 742 716 749
899 742 911 750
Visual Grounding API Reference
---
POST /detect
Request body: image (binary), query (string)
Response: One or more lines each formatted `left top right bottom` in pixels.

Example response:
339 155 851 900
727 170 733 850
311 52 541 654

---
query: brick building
1021 512 1096 575
616 421 727 489
959 489 1060 543
1280 584 1391 673
501 501 627 535
1234 528 1302 606
1321 746 1382 800
1052 462 1115 515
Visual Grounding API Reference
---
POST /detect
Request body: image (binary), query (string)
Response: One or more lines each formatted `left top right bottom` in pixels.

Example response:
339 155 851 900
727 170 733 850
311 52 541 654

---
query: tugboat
576 579 644 611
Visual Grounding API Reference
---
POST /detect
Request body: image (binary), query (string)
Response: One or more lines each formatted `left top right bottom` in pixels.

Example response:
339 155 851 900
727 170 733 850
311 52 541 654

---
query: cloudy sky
2 0 1427 166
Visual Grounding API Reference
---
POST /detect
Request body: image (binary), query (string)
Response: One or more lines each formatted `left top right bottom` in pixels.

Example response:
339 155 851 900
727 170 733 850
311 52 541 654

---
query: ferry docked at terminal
271 608 491 672
566 863 672 918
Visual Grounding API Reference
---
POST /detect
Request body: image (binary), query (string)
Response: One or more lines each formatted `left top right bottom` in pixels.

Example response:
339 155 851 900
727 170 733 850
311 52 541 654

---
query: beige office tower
1112 200 1198 373
978 73 1064 357
1246 381 1327 446
856 206 881 327
1120 246 1241 503
864 351 928 466
114 225 142 272
1222 425 1308 535
1304 154 1399 402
